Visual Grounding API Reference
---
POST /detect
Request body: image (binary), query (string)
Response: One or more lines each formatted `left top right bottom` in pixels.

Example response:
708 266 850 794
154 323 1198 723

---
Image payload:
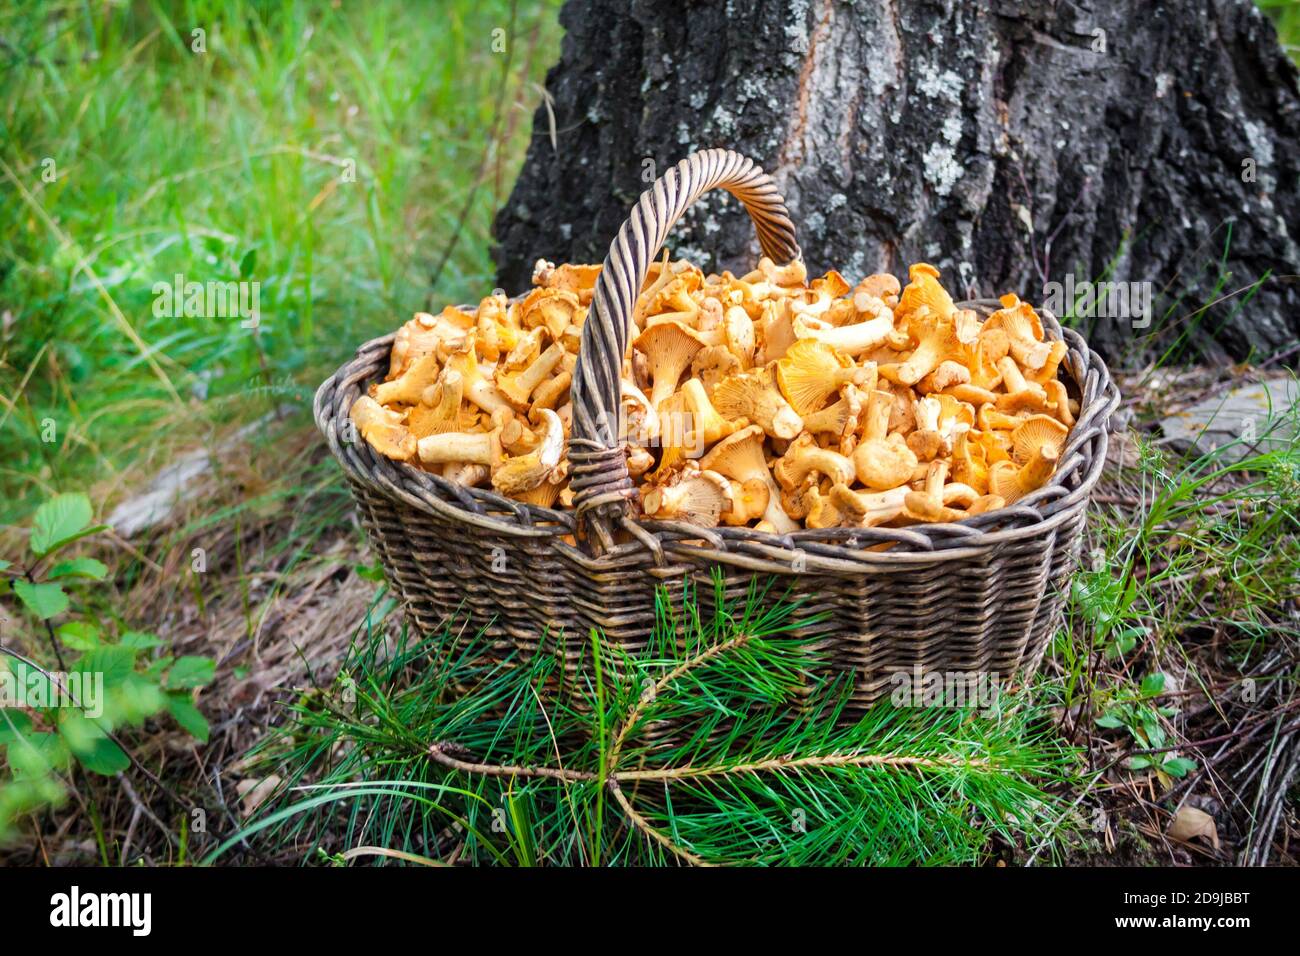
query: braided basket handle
567 149 802 549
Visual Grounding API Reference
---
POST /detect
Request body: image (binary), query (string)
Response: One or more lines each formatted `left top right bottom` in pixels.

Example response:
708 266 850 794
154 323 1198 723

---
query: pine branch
233 575 1077 866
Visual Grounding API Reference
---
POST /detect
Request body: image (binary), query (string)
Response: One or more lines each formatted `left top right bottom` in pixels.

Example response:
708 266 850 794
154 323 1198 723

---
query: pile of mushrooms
350 258 1077 531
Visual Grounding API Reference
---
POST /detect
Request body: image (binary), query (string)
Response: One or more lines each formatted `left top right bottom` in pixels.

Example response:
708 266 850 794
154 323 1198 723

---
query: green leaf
166 693 210 742
28 493 93 557
165 656 216 690
0 559 11 571
238 247 257 279
0 710 35 746
48 557 108 581
1140 672 1167 696
119 631 164 651
57 621 101 651
1126 755 1153 770
145 657 174 680
1095 713 1125 729
75 646 136 687
6 729 69 778
1104 631 1138 659
1162 756 1197 778
59 713 129 775
13 580 69 620
114 675 166 723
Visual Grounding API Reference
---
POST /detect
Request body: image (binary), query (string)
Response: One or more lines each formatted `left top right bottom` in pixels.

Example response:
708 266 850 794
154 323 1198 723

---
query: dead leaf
237 775 282 817
1168 805 1219 850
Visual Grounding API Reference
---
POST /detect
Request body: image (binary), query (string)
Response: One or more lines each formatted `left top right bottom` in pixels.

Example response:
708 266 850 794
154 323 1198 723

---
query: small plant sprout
0 493 216 840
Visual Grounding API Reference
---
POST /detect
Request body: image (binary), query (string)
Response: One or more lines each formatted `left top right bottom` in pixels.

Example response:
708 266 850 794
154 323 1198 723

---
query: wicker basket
314 148 1119 710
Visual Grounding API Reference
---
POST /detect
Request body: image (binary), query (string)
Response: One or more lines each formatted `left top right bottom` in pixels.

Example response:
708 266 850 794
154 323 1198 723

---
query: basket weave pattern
315 149 1119 708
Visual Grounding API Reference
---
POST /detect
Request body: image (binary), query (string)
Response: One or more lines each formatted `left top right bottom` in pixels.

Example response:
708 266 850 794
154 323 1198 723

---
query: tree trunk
493 0 1300 365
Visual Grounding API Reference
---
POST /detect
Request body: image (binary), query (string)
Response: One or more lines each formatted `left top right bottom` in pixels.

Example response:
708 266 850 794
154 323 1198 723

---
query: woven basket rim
314 296 1120 570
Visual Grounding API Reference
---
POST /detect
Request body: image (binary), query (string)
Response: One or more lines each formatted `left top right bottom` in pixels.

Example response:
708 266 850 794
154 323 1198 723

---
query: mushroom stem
499 342 567 409
417 429 501 467
793 313 895 356
830 484 908 527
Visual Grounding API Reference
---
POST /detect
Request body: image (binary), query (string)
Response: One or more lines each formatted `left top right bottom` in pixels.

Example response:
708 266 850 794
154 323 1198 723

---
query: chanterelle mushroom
776 339 871 415
351 396 416 461
374 352 441 407
720 477 770 526
855 273 902 307
773 433 855 491
1027 339 1069 386
634 320 707 410
641 468 731 527
723 305 756 367
916 360 970 395
988 445 1059 503
680 378 744 445
443 338 512 416
416 411 506 468
1011 414 1069 464
902 461 967 523
830 484 909 528
892 309 978 387
852 389 918 490
407 368 464 439
994 356 1050 414
1043 379 1076 427
536 263 602 304
622 379 660 445
712 369 803 441
746 256 807 288
474 293 521 363
792 310 895 357
984 294 1051 370
497 341 567 410
691 344 742 393
389 309 471 378
700 425 797 534
906 396 947 462
895 263 955 330
802 484 848 529
801 384 864 454
493 408 565 496
520 287 581 342
952 430 989 495
965 327 1009 391
365 251 1075 531
530 360 573 413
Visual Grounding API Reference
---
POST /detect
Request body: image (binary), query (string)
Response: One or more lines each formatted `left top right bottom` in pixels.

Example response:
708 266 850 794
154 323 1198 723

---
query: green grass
1 0 561 522
1261 0 1300 62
